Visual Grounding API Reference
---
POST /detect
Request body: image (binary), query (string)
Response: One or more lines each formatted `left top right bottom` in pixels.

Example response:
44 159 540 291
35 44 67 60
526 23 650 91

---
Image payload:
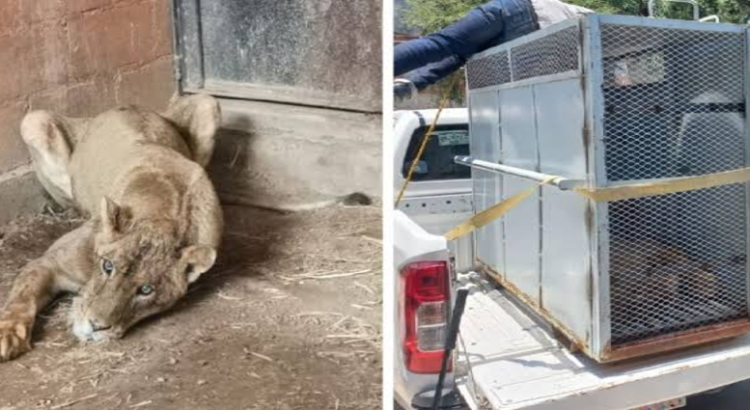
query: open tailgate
456 273 750 410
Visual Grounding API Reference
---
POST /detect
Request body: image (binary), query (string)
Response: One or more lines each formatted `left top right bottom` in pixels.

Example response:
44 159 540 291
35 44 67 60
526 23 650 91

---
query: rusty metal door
172 0 382 112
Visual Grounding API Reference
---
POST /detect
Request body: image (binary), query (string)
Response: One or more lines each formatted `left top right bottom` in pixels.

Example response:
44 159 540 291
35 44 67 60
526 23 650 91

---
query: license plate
632 397 686 410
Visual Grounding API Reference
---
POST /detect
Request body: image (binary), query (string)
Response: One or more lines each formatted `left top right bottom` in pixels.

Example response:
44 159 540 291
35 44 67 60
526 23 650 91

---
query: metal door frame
170 0 380 112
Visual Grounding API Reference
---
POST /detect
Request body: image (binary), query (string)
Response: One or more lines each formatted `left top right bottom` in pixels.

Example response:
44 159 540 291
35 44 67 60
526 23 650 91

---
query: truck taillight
402 261 450 373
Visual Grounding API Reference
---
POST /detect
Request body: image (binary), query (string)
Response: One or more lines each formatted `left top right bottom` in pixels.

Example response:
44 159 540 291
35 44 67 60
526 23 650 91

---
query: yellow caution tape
444 167 750 241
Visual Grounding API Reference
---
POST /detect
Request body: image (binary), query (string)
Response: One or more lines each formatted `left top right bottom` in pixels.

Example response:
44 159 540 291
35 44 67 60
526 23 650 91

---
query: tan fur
0 94 223 361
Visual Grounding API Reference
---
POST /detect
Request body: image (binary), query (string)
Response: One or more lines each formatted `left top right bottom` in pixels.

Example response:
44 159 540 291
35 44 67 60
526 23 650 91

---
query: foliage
405 0 750 29
402 0 750 105
565 0 750 22
401 0 483 105
404 0 486 33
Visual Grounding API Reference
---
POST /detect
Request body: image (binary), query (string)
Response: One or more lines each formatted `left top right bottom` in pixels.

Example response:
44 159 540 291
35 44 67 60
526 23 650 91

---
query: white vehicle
393 108 750 410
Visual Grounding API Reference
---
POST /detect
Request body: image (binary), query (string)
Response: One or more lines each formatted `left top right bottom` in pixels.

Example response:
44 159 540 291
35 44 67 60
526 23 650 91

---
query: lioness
0 94 223 361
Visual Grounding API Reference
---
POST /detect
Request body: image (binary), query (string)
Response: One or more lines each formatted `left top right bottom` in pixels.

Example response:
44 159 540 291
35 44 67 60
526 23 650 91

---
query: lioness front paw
0 319 31 362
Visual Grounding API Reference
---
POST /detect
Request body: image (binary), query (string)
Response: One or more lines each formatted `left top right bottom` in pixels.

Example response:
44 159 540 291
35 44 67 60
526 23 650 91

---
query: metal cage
464 14 750 362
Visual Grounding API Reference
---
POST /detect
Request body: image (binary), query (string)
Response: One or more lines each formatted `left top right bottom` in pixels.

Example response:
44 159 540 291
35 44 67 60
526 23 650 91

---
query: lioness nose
89 320 112 332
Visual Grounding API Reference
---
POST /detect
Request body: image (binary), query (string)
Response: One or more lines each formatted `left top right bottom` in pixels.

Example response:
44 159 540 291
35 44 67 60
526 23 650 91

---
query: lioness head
72 197 216 342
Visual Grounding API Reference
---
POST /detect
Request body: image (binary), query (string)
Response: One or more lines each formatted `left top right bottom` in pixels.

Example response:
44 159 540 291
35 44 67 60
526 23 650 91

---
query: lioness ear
99 196 132 237
100 196 121 235
163 94 220 167
181 245 217 284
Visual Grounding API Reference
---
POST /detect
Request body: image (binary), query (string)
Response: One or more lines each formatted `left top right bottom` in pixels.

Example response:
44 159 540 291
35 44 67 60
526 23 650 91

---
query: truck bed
456 273 750 410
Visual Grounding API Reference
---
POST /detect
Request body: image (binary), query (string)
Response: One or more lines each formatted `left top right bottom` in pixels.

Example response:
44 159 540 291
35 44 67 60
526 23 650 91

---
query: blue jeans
395 0 539 90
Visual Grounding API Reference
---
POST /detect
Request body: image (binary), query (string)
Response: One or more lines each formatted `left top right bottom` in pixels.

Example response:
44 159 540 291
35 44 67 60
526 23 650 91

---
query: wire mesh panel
466 23 580 90
608 184 748 345
600 23 749 347
600 24 746 181
511 25 580 81
467 52 511 90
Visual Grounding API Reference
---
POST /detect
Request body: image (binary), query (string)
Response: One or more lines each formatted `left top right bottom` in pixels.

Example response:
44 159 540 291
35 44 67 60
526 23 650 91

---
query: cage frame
465 14 750 362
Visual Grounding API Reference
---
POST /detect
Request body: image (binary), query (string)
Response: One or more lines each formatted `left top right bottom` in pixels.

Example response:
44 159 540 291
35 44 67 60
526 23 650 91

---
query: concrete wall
0 0 382 224
176 0 383 203
0 0 175 225
212 99 382 207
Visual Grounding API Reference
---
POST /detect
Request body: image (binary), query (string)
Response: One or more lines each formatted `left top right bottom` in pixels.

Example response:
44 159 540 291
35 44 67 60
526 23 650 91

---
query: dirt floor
0 203 382 410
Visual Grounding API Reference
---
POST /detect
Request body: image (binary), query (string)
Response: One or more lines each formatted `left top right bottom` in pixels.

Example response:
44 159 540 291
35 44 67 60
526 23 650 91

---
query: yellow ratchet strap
444 176 557 241
395 75 459 207
444 167 750 241
574 167 750 202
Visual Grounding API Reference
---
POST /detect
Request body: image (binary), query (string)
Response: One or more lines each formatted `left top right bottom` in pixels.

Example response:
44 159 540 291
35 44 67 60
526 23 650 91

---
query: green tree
402 0 484 106
405 0 750 28
404 0 485 33
566 0 750 21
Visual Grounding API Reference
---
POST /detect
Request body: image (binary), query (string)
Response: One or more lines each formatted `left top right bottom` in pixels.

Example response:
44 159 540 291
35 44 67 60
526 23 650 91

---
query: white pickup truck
393 108 750 410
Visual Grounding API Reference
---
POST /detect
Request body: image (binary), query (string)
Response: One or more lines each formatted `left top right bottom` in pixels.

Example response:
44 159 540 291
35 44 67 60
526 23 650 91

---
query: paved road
685 380 750 409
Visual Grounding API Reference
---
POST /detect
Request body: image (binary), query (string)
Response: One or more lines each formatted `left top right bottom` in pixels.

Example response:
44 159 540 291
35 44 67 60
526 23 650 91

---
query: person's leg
395 1 506 76
395 55 466 103
486 0 539 46
405 55 467 91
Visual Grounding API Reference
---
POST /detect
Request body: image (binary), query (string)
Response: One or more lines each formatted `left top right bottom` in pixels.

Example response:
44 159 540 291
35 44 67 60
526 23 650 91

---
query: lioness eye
138 284 154 296
101 259 115 275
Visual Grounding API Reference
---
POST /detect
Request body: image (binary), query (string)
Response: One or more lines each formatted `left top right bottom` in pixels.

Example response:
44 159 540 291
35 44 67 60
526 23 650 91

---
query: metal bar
431 288 469 410
585 13 611 359
605 319 750 362
743 27 750 316
454 156 584 190
171 0 205 91
169 0 183 95
467 70 581 93
699 15 719 23
597 14 742 33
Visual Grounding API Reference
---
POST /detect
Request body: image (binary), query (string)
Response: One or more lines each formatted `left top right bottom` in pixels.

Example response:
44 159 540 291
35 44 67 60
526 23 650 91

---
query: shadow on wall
147 204 295 321
206 100 382 207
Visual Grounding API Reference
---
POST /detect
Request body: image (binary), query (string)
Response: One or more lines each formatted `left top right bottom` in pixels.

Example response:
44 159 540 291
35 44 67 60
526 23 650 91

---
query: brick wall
0 0 175 224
